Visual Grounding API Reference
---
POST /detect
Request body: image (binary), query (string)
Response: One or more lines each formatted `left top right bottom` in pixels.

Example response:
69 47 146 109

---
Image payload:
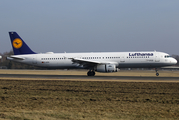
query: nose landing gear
155 68 159 76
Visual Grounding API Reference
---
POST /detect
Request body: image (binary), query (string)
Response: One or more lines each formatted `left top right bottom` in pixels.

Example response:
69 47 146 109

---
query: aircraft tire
92 71 95 76
156 73 159 76
87 71 95 76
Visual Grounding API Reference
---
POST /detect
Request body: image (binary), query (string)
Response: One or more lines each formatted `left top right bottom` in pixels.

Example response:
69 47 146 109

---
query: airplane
7 32 177 76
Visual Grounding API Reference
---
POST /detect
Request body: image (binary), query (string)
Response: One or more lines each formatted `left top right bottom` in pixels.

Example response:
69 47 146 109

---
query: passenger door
120 55 125 62
155 53 160 62
32 55 37 64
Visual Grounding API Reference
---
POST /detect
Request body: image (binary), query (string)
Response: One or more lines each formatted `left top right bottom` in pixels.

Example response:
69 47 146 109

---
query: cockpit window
164 55 171 58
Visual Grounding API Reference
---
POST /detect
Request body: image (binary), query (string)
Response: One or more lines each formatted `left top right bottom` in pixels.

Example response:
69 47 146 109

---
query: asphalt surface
0 73 179 81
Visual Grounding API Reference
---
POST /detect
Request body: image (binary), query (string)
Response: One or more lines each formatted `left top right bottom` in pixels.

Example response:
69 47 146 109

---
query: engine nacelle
95 64 118 72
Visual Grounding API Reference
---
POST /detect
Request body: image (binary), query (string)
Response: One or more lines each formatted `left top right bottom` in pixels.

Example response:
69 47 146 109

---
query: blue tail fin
9 32 36 55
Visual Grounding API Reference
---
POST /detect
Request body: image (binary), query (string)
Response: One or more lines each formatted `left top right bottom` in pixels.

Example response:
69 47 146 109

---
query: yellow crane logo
13 38 23 49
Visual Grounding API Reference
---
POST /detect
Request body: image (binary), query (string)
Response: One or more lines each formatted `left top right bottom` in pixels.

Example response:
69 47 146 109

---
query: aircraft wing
71 58 100 64
69 58 102 68
69 58 117 68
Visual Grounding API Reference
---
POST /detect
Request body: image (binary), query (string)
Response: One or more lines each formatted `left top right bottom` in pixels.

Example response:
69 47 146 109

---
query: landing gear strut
87 70 95 76
155 68 159 76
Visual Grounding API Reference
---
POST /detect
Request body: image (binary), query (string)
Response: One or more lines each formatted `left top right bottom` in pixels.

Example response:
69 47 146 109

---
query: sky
0 0 179 55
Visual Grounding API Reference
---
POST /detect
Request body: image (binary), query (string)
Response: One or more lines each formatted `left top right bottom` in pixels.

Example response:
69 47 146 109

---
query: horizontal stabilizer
7 56 25 60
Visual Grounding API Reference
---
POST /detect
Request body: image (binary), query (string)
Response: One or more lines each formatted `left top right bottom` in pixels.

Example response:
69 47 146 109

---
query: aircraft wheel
92 71 95 76
87 71 95 76
87 71 91 76
156 73 159 76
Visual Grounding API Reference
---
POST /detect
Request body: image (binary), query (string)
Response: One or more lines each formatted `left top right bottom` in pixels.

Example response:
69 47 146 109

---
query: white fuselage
7 51 177 70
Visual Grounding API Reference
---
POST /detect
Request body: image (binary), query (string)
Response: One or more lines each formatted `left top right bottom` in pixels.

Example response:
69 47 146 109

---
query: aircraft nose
172 58 177 64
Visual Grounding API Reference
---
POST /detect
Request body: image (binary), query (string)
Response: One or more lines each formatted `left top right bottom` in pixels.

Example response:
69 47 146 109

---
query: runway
0 73 179 82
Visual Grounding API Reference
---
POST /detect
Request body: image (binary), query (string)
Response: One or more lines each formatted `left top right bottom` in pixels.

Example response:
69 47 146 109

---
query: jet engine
95 64 118 72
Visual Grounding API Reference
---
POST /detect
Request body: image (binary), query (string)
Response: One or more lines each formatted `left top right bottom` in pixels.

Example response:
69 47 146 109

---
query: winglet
9 32 36 55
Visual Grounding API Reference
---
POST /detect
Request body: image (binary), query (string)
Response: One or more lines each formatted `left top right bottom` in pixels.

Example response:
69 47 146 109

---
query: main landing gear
87 70 95 76
155 68 159 76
